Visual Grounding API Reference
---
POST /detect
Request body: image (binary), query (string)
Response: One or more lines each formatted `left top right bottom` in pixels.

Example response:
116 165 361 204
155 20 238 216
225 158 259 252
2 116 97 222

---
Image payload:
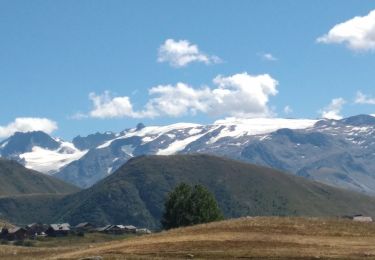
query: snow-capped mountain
1 115 374 194
56 117 318 187
241 115 375 193
0 131 87 174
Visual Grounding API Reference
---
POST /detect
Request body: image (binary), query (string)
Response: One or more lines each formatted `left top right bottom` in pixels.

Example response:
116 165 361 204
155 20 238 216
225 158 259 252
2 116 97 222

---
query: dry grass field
3 217 375 259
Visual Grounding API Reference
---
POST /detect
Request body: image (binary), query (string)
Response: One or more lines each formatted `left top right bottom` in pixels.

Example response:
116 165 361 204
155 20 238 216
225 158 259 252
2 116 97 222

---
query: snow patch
20 145 87 174
121 145 134 157
209 118 318 144
98 123 202 148
157 133 206 155
0 141 8 148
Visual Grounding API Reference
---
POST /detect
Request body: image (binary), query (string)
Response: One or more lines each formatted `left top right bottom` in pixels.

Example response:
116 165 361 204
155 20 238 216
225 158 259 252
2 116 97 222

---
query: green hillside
3 154 375 228
0 158 79 196
0 194 64 225
51 154 375 228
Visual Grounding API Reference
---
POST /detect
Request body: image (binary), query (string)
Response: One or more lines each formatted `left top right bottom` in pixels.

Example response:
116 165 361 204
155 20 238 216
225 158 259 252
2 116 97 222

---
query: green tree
161 183 223 229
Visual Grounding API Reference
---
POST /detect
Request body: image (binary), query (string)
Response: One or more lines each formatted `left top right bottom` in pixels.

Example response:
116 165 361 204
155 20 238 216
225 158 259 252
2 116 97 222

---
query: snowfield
19 144 87 174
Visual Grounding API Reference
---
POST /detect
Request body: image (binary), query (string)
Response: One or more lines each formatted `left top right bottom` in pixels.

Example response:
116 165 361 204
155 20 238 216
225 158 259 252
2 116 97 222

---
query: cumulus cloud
320 98 346 120
355 91 375 104
84 72 279 119
88 91 137 118
140 83 211 117
210 73 278 117
0 118 58 138
317 9 375 51
157 39 221 68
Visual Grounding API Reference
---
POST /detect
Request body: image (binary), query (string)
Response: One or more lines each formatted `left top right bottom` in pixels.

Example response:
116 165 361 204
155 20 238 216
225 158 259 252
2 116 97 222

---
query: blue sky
0 0 375 140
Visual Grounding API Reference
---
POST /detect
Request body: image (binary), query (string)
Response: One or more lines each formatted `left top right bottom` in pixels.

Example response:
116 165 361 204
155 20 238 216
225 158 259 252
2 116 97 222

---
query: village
0 222 151 242
1 214 371 242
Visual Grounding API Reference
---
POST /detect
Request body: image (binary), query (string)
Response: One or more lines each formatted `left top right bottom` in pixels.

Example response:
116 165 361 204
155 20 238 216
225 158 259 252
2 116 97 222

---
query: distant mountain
55 115 375 194
0 158 79 196
0 131 87 174
340 114 375 126
0 131 60 156
55 118 318 188
241 115 375 193
1 115 374 194
4 154 375 228
73 132 116 150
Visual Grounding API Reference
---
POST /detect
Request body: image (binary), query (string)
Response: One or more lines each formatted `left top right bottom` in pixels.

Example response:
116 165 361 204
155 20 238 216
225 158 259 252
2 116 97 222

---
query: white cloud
261 53 278 61
355 91 375 104
320 98 346 120
84 72 279 119
0 118 58 138
157 39 221 68
317 10 375 51
88 91 137 119
283 105 293 114
210 73 278 117
140 83 211 118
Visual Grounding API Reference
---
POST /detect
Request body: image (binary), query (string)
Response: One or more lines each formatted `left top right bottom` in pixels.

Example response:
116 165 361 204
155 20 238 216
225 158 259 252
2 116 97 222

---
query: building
103 225 125 234
353 215 373 222
46 223 71 237
7 227 27 240
25 223 49 238
74 222 95 232
136 228 152 234
0 227 9 239
95 225 112 233
96 224 137 234
124 225 137 233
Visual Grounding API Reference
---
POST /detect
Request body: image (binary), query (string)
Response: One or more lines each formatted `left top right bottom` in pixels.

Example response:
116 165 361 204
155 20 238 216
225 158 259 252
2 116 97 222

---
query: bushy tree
161 183 223 229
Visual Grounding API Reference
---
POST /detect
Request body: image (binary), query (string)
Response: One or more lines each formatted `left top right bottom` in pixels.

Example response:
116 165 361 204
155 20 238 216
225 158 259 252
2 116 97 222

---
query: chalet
25 223 49 238
124 225 137 233
96 225 112 233
103 225 125 234
7 227 27 241
353 215 373 222
74 222 95 232
0 227 9 239
46 223 71 237
136 228 152 234
96 224 137 234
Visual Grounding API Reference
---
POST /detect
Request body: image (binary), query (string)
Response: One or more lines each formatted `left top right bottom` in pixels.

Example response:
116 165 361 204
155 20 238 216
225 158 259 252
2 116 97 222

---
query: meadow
3 217 375 259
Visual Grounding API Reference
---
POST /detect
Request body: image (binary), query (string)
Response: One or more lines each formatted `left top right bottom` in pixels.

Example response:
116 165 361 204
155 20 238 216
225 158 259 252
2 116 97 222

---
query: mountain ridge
0 114 374 194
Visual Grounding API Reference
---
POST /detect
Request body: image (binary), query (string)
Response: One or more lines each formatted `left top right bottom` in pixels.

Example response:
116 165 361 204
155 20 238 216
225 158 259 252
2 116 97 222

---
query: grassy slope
0 194 65 225
0 158 79 196
51 154 375 228
52 217 375 259
2 217 375 259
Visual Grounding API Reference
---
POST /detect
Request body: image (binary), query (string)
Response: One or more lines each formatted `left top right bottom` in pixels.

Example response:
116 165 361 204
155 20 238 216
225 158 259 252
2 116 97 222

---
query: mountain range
0 114 374 194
